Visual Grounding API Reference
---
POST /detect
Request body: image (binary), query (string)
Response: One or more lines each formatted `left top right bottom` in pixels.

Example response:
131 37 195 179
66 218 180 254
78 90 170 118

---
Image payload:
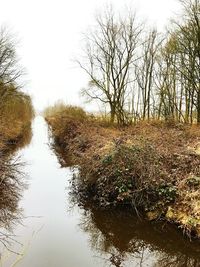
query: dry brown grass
0 90 34 149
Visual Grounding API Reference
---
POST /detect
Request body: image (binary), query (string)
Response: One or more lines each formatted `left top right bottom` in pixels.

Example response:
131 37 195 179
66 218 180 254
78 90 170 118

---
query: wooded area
78 0 200 125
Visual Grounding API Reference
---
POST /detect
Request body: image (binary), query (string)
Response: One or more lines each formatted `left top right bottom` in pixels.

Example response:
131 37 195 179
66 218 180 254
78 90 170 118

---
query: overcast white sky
0 0 181 111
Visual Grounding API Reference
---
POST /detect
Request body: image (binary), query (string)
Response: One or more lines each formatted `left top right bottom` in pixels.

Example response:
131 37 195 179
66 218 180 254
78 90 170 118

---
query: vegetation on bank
46 104 200 239
0 83 34 150
45 0 200 240
0 27 34 238
0 27 34 150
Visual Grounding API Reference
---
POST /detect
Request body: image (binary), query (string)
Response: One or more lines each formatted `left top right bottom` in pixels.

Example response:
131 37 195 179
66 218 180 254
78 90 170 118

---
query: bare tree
78 8 142 125
173 0 200 123
135 29 162 120
77 0 199 125
155 35 181 121
0 27 24 105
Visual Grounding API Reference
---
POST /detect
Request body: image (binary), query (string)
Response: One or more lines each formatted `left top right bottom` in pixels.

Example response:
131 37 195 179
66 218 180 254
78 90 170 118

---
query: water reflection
76 206 200 266
5 125 33 154
0 157 25 229
0 126 32 252
47 126 75 168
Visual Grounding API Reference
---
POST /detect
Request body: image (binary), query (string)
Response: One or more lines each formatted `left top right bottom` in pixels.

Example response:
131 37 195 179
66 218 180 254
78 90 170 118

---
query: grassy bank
45 104 200 239
0 83 34 233
0 85 34 151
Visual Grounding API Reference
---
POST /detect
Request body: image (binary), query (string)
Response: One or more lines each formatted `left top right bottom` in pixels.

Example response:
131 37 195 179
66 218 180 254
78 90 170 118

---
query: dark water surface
1 116 200 267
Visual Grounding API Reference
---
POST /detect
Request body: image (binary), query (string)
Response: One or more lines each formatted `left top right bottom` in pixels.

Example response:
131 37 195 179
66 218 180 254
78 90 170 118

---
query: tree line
78 0 200 125
0 27 34 144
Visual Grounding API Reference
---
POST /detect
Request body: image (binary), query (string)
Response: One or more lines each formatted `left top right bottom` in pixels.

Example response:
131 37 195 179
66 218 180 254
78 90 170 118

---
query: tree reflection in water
78 206 200 267
0 127 32 254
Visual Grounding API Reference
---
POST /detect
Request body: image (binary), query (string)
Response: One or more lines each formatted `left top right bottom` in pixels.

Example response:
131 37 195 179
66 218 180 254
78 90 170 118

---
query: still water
1 116 200 267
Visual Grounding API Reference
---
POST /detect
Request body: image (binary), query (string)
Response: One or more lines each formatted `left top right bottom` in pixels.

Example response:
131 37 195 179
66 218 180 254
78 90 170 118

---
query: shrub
75 140 173 210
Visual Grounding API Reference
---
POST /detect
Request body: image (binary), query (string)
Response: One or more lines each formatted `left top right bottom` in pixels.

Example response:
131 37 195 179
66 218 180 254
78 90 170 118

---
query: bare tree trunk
110 104 116 124
197 90 200 124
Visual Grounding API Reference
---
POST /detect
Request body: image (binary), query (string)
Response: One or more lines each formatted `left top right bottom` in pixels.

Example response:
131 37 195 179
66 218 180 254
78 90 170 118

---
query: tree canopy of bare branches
78 8 142 125
78 0 200 125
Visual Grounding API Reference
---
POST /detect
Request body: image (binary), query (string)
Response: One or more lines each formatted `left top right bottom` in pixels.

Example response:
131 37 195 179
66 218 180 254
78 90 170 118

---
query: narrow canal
1 116 200 267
